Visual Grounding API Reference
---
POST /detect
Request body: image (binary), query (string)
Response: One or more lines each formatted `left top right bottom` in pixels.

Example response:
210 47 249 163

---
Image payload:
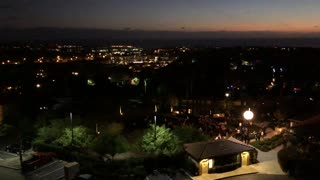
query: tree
273 109 287 122
91 133 128 159
34 117 94 149
141 125 180 156
0 124 14 136
173 125 209 145
33 119 67 144
55 126 94 148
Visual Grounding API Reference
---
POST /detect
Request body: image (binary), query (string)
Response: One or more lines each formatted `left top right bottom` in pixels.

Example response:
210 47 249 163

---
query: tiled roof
184 139 255 161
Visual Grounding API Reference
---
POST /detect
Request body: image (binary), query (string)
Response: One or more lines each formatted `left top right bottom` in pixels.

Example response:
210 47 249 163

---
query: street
221 174 301 180
0 150 17 160
0 166 25 180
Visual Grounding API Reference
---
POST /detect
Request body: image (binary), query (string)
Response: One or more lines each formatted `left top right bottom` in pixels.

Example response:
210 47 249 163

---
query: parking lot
0 150 17 160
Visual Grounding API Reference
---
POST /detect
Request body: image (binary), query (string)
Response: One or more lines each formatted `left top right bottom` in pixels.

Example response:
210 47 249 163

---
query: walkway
251 145 285 175
228 137 285 175
192 166 258 180
0 151 33 170
192 133 286 180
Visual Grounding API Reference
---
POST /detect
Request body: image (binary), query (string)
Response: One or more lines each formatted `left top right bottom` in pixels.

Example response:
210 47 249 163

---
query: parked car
22 152 57 172
5 143 29 154
5 137 32 154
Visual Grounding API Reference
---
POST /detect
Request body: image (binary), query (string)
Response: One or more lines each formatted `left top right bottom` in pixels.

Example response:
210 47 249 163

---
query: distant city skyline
1 0 320 33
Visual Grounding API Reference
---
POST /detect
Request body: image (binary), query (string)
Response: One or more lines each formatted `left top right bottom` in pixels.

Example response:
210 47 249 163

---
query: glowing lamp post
242 108 254 144
243 108 254 121
154 105 157 140
70 112 74 146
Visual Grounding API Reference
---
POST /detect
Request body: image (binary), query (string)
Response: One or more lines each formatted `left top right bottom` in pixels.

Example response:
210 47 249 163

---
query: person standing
215 133 222 140
253 131 257 141
260 129 264 140
257 130 261 141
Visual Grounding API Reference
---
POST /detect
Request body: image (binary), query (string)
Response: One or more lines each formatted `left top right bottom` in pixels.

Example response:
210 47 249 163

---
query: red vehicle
22 152 57 172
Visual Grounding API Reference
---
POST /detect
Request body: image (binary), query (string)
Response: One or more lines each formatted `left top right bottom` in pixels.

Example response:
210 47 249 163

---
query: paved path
192 135 287 180
193 166 258 180
0 151 33 170
0 151 18 160
220 174 296 180
0 166 25 180
251 128 286 175
229 136 285 175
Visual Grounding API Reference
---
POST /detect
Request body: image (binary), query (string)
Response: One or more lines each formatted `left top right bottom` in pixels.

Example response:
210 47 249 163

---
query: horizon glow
1 0 320 33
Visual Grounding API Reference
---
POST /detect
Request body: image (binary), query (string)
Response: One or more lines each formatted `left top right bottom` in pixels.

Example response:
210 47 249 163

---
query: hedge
251 134 284 152
32 142 77 161
278 147 320 176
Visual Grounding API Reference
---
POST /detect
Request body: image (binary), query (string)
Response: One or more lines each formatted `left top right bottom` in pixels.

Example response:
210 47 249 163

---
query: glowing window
209 159 213 168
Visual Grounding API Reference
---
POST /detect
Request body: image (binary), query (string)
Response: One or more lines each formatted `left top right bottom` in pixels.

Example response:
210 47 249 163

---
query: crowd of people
234 126 265 144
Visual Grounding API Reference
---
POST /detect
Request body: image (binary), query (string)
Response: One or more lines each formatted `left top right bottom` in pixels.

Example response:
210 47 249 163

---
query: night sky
1 0 320 32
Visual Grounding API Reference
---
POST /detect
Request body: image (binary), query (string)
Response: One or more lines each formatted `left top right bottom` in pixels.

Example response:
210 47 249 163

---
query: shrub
0 124 14 136
251 134 284 152
141 125 181 156
32 142 75 161
90 133 129 157
278 147 320 177
278 147 299 173
173 125 209 144
54 126 94 148
33 142 55 152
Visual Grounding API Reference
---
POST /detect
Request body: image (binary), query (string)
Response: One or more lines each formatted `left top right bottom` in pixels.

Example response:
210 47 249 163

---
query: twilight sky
1 0 320 32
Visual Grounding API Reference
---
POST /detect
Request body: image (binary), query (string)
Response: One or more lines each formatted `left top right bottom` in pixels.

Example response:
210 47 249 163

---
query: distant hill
1 28 320 47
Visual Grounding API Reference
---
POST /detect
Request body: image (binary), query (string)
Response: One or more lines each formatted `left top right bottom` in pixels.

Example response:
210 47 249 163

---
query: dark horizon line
2 27 320 34
2 27 320 41
2 27 320 48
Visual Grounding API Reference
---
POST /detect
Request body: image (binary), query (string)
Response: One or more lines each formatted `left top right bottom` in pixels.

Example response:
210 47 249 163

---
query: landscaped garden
277 125 320 177
31 118 209 178
250 134 284 152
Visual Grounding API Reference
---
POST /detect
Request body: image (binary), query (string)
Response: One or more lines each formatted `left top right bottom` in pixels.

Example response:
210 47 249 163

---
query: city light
87 79 95 86
72 72 79 76
130 77 140 86
120 106 123 116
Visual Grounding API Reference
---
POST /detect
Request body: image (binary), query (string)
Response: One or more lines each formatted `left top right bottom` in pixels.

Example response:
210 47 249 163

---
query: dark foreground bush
278 147 296 173
184 158 198 176
278 147 320 176
33 142 77 161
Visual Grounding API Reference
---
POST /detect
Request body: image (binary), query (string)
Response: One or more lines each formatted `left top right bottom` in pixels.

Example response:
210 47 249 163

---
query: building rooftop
184 139 256 161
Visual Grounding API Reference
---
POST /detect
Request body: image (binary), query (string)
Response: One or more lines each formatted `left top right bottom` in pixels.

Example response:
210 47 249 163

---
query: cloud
0 5 13 9
0 0 31 27
0 0 33 11
1 16 20 21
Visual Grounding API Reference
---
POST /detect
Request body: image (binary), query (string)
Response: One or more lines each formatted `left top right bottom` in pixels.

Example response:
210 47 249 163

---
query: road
0 150 17 160
26 160 65 180
221 174 304 180
0 166 25 180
